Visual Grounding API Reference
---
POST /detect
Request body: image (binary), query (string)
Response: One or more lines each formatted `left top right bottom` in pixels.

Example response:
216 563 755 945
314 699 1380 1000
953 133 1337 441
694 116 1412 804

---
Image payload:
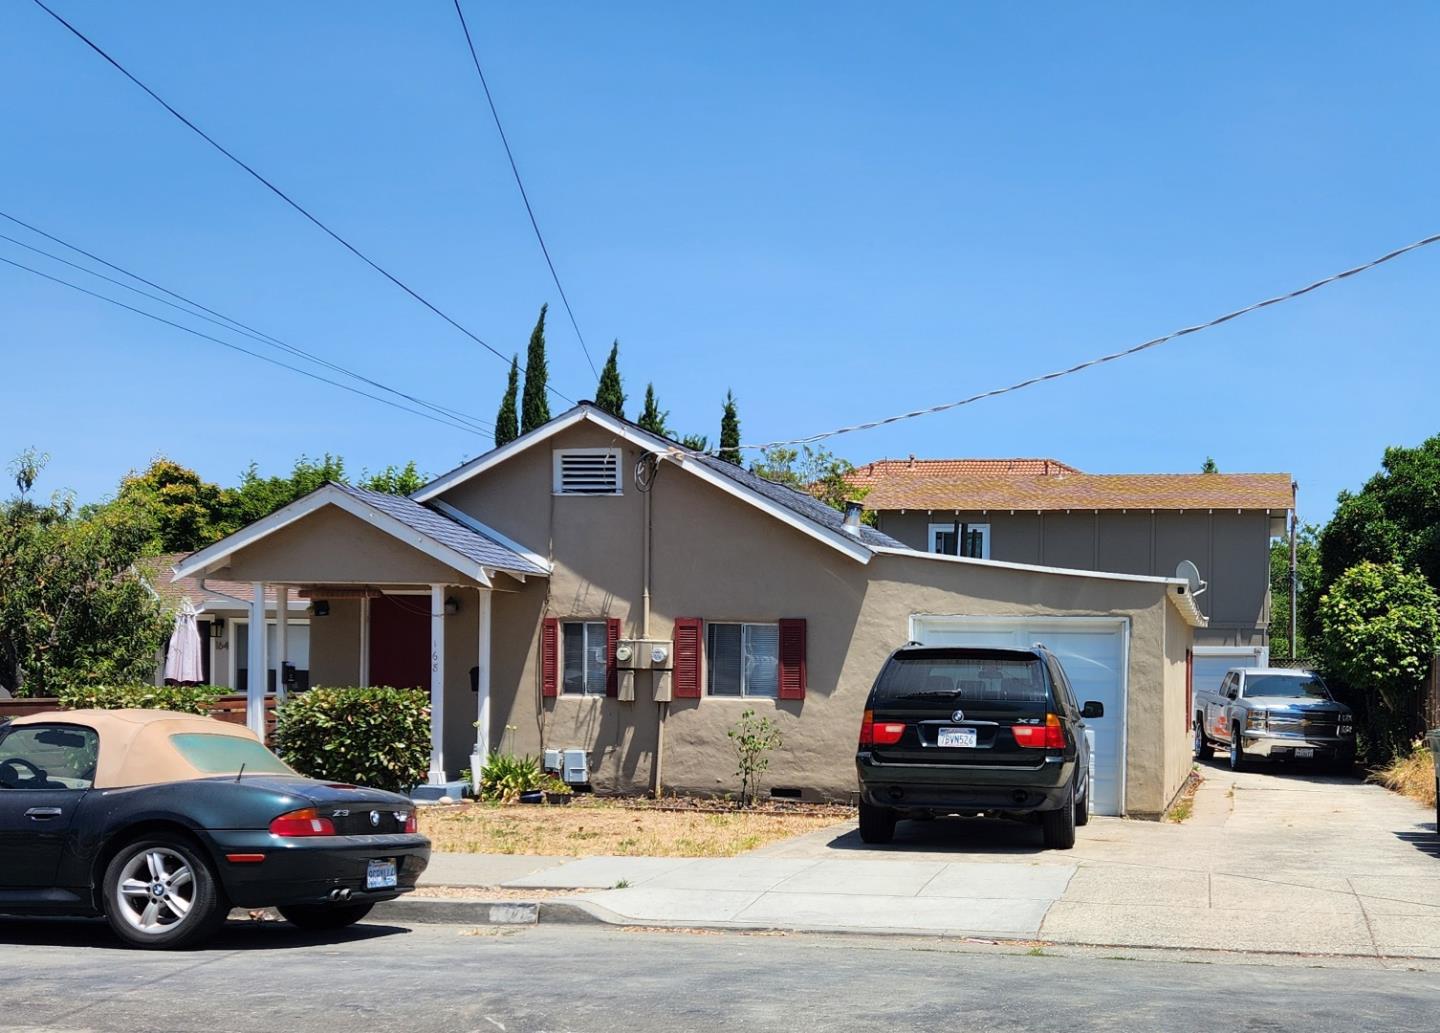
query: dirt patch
420 797 851 857
409 885 581 900
1373 744 1437 808
1165 768 1204 823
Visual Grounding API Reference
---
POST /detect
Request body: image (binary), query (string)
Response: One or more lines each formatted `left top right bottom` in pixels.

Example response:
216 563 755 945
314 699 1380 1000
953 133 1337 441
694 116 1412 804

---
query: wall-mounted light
311 600 331 617
208 617 224 640
444 597 460 616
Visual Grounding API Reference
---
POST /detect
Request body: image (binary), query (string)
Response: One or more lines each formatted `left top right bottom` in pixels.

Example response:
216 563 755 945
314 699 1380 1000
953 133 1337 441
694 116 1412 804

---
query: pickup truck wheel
858 800 897 845
1041 781 1077 850
1193 722 1212 760
1228 726 1245 772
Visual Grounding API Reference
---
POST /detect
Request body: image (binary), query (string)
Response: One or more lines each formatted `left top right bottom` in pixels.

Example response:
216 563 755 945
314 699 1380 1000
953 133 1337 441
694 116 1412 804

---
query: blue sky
3 2 1437 525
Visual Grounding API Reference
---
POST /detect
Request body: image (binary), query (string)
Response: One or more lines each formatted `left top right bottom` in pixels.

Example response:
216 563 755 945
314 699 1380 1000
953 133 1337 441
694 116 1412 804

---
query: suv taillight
1012 713 1066 749
404 811 418 834
269 807 336 837
858 710 904 746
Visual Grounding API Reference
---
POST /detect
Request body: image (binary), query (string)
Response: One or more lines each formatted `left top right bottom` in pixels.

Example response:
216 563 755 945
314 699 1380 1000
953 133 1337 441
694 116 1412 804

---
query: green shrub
273 686 430 794
479 752 544 802
57 682 224 714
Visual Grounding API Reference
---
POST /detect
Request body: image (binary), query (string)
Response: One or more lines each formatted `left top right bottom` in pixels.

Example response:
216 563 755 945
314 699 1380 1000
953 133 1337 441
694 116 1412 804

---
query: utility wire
0 253 490 438
31 0 576 406
742 230 1440 451
451 0 598 379
0 214 493 433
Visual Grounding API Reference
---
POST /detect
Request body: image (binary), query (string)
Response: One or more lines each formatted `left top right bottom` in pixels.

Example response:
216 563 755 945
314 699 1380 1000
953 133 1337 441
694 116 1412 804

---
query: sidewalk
410 764 1440 958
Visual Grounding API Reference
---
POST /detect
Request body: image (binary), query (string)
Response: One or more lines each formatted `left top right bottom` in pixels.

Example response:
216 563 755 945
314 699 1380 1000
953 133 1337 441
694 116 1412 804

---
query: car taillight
404 811 418 834
858 710 905 746
1012 713 1066 749
269 807 336 837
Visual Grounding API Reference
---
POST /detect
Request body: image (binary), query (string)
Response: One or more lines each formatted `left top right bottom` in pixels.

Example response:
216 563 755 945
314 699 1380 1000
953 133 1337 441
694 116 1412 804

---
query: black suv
855 644 1103 849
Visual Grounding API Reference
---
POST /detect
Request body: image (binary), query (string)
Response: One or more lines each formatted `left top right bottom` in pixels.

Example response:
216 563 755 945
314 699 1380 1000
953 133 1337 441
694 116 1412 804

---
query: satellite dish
1175 559 1207 597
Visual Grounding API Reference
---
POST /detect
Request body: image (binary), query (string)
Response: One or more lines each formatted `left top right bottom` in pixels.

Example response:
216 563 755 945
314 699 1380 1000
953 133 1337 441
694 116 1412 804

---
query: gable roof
172 481 548 586
138 554 307 613
852 458 1080 481
413 404 905 562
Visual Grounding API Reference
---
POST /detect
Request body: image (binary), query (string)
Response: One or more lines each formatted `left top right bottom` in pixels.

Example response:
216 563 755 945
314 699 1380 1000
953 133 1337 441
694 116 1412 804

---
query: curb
371 897 540 926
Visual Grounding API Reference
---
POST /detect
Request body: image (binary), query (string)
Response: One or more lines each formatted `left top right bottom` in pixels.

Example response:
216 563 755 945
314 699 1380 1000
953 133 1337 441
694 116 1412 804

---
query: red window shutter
672 618 703 698
778 618 807 700
541 618 559 697
605 618 622 697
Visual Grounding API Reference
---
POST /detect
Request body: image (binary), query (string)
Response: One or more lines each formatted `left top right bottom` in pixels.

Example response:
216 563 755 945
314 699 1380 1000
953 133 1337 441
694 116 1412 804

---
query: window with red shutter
778 618 807 700
541 618 559 697
605 618 621 697
672 618 703 698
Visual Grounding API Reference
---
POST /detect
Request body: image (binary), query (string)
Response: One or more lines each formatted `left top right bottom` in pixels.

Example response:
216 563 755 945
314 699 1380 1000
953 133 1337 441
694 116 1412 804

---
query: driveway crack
1348 876 1389 969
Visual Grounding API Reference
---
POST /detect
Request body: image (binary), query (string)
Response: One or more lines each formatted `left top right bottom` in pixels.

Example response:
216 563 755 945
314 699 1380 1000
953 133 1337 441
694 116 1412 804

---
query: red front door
369 595 430 690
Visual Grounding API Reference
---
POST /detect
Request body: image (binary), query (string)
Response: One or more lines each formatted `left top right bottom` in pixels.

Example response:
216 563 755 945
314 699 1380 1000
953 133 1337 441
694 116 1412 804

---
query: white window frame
552 448 623 496
229 618 313 688
561 620 609 696
706 621 781 699
928 521 990 559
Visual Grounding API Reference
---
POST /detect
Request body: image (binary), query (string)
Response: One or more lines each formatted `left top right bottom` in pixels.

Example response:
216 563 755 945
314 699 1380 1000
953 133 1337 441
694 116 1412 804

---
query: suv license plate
1295 747 1314 759
366 859 397 889
937 727 977 748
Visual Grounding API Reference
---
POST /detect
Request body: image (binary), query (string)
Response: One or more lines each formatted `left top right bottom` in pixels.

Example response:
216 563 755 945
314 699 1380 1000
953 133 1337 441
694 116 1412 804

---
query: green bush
57 682 224 714
479 752 544 803
273 686 430 794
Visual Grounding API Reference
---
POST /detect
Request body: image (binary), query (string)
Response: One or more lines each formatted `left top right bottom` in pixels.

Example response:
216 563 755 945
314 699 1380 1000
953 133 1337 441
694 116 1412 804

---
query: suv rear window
875 654 1049 703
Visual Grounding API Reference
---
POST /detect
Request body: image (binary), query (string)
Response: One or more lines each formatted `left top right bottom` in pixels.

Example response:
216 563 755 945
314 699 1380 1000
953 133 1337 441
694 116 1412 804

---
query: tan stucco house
173 405 1206 818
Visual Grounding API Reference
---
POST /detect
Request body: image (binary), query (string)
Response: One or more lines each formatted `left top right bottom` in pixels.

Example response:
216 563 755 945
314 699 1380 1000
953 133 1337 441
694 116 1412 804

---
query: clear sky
3 2 1437 526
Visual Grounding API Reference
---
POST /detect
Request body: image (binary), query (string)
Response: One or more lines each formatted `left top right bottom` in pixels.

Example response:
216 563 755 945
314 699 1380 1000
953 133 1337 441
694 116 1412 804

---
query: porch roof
172 481 550 587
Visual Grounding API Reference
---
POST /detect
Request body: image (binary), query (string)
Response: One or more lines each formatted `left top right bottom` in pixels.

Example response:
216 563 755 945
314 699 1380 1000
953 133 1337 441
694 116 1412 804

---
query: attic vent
553 448 622 495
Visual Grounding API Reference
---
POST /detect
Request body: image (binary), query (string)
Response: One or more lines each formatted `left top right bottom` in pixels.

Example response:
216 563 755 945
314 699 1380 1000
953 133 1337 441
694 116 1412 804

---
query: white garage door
910 615 1128 817
1191 647 1268 704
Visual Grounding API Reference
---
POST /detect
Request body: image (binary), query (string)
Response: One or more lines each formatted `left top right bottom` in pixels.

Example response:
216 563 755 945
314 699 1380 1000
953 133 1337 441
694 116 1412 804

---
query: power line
30 0 576 406
0 213 493 433
742 230 1440 451
451 0 598 379
0 253 491 439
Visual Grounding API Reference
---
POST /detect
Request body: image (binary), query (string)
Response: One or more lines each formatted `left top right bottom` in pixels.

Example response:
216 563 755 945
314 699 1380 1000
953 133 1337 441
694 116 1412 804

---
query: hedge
56 683 224 715
272 686 430 794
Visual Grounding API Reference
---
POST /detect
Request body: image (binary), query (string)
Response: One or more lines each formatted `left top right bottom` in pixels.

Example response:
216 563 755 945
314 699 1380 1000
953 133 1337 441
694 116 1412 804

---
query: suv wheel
858 800 896 845
103 836 226 949
1228 726 1245 771
1193 721 1212 760
1041 780 1077 850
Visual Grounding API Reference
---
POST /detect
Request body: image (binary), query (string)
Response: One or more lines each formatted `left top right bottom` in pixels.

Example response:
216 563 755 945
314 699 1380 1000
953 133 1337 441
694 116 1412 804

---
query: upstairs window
553 449 622 495
929 521 990 559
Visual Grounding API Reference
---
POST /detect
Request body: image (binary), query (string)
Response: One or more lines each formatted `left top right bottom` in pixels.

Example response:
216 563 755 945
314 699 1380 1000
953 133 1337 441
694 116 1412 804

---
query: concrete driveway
432 759 1440 957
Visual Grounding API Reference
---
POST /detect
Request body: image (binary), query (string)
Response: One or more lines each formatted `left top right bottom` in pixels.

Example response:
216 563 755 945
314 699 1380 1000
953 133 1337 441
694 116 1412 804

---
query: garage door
1191 647 1268 703
910 615 1128 817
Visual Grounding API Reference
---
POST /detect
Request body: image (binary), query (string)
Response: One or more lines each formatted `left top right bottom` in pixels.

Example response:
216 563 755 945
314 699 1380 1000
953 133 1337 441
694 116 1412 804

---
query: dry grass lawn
420 798 851 857
1374 744 1437 808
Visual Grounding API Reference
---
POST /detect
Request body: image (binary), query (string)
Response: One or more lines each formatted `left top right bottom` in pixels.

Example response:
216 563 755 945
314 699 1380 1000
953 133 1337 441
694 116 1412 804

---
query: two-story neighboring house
851 458 1294 687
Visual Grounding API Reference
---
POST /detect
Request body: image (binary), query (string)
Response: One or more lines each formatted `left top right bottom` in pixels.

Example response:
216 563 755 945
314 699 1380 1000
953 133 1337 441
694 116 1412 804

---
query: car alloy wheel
114 847 196 934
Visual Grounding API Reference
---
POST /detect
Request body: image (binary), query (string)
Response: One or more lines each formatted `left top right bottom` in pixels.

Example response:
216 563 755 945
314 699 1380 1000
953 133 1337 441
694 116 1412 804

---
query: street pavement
417 758 1440 957
2 921 1439 1032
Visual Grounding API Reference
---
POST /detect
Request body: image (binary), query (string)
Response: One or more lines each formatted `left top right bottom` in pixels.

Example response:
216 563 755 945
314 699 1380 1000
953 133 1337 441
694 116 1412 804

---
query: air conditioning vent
553 449 622 495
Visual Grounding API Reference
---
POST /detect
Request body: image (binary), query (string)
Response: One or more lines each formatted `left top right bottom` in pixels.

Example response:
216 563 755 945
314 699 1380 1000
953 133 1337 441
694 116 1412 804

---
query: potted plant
542 774 573 805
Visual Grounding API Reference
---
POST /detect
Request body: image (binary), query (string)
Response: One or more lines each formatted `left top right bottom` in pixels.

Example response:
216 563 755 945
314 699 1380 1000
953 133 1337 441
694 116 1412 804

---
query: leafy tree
113 458 237 553
637 383 671 437
1267 523 1320 659
229 454 348 527
751 445 870 513
718 390 741 465
595 340 626 418
357 461 427 496
1201 456 1219 473
521 304 551 433
679 433 710 453
0 454 168 695
495 355 520 447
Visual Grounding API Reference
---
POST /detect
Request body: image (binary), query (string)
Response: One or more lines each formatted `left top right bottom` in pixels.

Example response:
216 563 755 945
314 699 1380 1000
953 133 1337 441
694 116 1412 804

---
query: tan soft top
8 709 294 789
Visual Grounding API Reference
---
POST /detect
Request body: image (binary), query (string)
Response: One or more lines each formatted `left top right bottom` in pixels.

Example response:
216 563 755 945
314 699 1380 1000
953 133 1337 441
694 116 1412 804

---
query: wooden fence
0 693 278 737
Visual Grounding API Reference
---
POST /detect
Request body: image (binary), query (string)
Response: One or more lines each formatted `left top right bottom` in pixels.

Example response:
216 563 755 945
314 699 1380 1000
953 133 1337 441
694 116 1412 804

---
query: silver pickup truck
1193 667 1356 772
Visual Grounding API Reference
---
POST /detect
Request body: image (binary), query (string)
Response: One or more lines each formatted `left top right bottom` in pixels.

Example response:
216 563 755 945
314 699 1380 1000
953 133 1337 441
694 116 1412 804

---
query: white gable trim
413 406 875 563
172 484 492 587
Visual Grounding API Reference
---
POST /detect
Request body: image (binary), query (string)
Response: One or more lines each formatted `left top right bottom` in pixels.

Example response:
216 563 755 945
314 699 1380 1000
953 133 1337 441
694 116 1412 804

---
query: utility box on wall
616 640 671 671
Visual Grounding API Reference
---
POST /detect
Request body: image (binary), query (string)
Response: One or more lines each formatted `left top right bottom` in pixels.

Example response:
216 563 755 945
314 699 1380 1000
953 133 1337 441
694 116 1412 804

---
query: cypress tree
595 340 626 418
494 355 520 447
719 389 741 465
637 383 670 436
521 304 551 433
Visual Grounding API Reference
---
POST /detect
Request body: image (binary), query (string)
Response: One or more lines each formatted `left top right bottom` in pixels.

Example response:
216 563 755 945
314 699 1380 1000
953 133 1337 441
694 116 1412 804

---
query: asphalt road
1 917 1438 1033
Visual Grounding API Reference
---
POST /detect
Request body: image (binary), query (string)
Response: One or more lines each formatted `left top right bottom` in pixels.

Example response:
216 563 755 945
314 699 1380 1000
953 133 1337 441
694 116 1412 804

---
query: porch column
273 584 289 703
358 595 371 687
248 582 268 738
474 589 493 781
428 584 447 785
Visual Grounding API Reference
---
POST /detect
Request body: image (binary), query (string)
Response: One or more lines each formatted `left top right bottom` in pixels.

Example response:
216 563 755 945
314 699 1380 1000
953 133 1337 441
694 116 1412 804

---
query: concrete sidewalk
414 761 1440 957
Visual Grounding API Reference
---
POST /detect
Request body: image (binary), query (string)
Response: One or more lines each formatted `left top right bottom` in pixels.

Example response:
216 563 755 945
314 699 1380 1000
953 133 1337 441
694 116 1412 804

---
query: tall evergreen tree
637 383 670 437
719 390 741 465
521 304 551 433
494 355 520 447
595 340 626 418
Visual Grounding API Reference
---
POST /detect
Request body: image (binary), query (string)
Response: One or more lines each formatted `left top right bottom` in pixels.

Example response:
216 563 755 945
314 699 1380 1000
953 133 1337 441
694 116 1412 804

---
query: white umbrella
163 599 205 685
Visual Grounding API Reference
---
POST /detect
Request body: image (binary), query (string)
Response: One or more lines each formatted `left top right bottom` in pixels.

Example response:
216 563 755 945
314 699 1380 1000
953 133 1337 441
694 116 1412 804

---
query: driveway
434 759 1440 957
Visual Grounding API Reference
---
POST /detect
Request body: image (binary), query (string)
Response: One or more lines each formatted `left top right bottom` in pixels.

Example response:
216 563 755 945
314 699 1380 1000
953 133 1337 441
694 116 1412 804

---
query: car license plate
937 727 977 748
366 859 397 889
1295 747 1314 759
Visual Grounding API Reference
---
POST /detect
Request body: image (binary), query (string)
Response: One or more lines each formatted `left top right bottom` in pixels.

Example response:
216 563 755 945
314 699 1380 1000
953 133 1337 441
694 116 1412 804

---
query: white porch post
428 584 447 785
273 585 289 703
248 582 268 738
472 589 493 792
358 596 371 687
